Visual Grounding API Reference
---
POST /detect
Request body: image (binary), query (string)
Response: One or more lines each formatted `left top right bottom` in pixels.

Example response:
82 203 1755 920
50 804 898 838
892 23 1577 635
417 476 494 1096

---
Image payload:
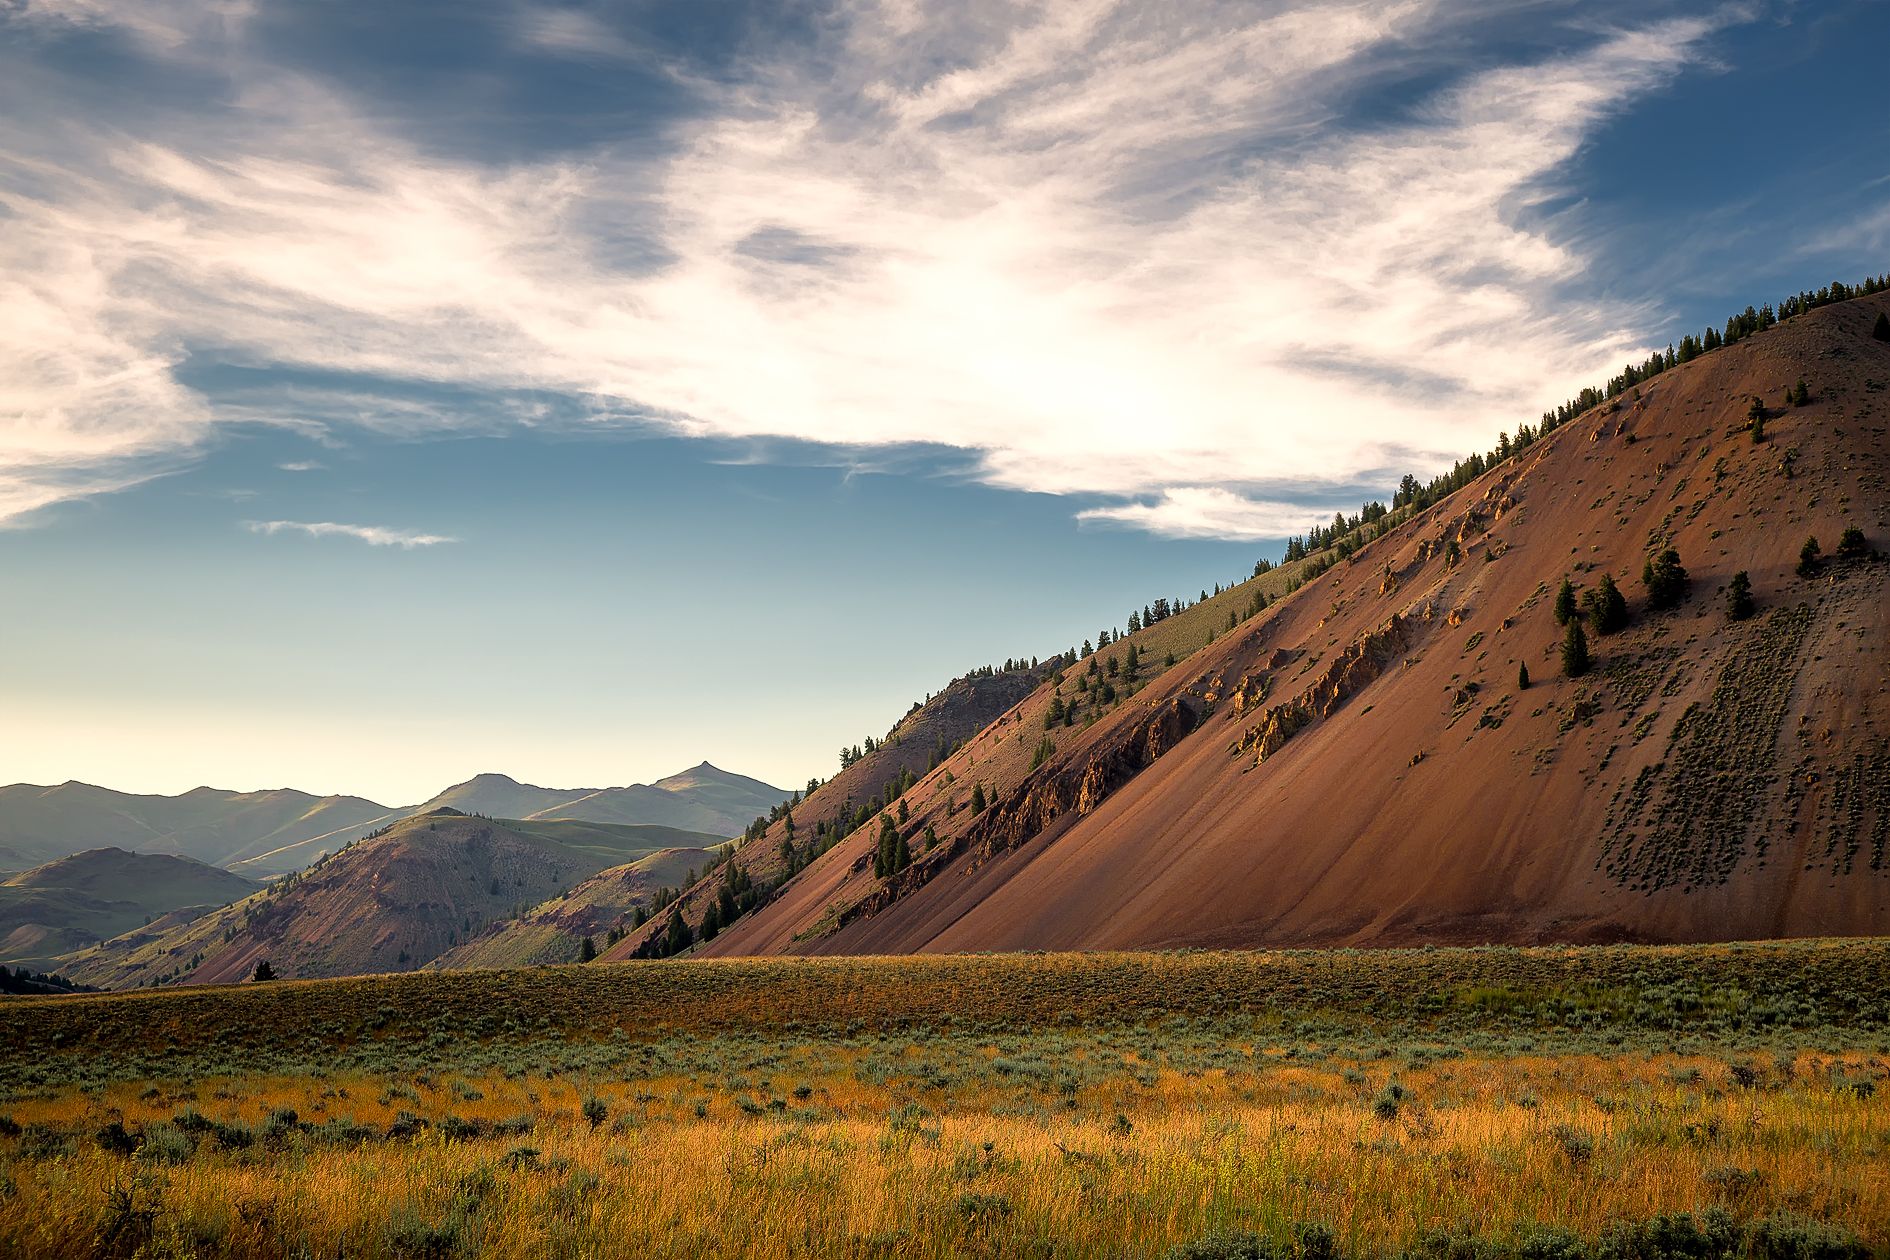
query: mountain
58 811 727 987
1 763 787 885
416 763 788 838
616 287 1890 958
428 846 717 970
0 782 405 878
0 848 258 970
596 661 1074 960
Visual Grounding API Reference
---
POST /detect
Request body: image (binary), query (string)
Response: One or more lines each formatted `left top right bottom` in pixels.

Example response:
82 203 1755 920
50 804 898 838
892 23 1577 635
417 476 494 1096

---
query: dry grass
3 944 1887 1258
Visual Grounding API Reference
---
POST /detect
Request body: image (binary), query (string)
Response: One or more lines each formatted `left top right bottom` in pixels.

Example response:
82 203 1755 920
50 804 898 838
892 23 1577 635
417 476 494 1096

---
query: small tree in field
1553 578 1577 626
579 936 597 963
1641 548 1689 610
1873 311 1890 342
1797 535 1823 578
1562 619 1592 678
251 960 276 983
1726 571 1754 621
1517 661 1530 690
1582 574 1629 633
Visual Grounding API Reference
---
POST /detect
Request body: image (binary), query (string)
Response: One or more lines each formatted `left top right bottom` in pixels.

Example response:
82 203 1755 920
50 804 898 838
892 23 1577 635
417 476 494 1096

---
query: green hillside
0 848 257 969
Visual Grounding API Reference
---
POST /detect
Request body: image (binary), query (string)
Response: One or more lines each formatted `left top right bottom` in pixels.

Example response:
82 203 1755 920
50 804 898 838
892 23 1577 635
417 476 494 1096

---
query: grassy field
2 943 1887 1258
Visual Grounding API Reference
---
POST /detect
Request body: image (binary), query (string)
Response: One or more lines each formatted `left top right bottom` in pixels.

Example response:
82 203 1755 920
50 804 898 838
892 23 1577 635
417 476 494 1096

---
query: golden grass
5 945 1887 1257
2 1047 1885 1259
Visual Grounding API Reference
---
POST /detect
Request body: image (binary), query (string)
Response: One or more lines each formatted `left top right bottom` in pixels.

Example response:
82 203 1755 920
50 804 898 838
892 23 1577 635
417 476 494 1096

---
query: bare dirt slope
707 293 1890 954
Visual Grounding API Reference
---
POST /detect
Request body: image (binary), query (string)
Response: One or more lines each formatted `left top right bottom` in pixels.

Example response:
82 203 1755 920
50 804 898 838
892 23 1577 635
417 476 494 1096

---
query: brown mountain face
695 292 1890 955
598 667 1048 960
59 811 684 987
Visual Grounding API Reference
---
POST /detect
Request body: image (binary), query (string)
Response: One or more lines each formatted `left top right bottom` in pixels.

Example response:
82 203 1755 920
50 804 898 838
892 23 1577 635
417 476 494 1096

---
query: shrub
1551 1124 1596 1165
135 1124 195 1166
1797 536 1823 578
581 1095 608 1128
1835 526 1867 559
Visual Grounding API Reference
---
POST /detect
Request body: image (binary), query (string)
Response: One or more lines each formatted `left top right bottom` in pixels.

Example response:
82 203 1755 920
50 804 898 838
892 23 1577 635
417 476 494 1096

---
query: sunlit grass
3 944 1886 1257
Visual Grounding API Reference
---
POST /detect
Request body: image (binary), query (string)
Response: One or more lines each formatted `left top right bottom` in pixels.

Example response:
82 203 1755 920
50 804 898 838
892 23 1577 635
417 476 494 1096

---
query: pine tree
1553 578 1577 627
1517 661 1530 690
1874 311 1890 342
1797 535 1823 578
579 936 597 962
874 814 897 878
1562 618 1591 678
663 907 692 956
893 829 911 873
1641 548 1689 610
970 783 986 815
1836 526 1868 559
1583 574 1629 633
923 824 938 851
1726 571 1754 621
251 960 276 983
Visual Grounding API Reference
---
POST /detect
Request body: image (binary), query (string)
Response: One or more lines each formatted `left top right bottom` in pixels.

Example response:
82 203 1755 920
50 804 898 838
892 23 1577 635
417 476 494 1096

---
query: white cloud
243 519 456 547
0 1 1739 534
1078 487 1350 542
276 460 322 472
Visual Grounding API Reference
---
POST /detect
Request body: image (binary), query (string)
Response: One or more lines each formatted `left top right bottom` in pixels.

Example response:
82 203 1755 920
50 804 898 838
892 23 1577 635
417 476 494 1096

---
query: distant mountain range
0 762 788 879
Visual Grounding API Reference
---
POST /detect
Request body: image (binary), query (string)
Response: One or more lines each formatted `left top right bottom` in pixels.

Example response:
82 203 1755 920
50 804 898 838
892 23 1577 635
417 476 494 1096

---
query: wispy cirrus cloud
0 1 1750 536
243 519 456 547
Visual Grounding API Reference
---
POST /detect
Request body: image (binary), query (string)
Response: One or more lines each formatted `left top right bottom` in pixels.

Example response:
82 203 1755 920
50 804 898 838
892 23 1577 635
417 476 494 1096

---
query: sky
1 0 1885 804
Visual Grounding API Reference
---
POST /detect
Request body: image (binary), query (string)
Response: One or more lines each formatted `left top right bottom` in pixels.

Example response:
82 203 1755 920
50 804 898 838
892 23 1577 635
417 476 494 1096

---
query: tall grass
2 944 1886 1257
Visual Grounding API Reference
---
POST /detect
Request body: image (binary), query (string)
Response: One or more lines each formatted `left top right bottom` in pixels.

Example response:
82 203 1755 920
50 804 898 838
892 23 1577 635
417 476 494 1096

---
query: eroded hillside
701 292 1890 953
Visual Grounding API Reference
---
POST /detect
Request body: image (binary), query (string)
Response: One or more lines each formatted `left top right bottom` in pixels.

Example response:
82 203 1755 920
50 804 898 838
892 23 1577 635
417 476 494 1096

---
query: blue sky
1 0 1884 803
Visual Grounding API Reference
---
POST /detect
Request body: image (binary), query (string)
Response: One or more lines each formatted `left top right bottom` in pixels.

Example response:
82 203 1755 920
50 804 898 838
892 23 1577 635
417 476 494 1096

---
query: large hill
617 287 1890 958
0 848 257 970
59 811 727 987
0 782 403 878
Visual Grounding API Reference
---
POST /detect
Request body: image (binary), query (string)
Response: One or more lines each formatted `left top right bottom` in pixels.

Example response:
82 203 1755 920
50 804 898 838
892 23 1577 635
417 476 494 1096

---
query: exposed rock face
1232 614 1416 764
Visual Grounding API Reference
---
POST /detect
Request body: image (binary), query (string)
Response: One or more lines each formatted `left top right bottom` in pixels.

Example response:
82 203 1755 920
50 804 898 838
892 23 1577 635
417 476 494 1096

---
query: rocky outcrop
1231 614 1417 764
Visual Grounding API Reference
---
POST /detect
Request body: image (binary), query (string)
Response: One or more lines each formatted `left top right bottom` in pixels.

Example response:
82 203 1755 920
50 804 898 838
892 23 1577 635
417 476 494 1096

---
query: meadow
2 943 1887 1259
